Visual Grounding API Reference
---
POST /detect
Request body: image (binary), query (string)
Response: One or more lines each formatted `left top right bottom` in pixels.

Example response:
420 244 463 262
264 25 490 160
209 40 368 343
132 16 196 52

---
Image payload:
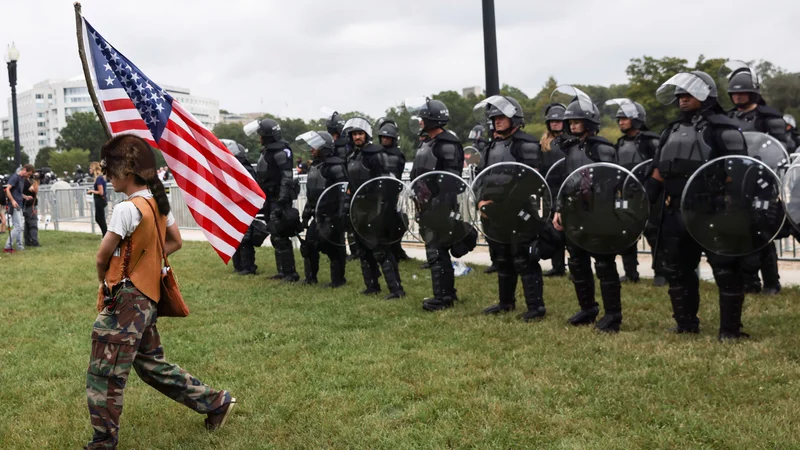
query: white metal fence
31 176 800 260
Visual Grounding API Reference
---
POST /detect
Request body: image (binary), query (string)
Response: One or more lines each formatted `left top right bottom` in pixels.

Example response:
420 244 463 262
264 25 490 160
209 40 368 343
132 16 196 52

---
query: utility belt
103 279 135 310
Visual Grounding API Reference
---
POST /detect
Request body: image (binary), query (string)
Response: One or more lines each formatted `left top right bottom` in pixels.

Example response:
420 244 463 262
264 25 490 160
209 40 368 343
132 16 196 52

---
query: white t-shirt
107 189 176 239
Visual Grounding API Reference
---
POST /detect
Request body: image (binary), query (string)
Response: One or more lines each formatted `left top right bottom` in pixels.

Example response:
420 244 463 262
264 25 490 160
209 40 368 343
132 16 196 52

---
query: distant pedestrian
22 172 40 247
3 164 34 253
87 161 108 236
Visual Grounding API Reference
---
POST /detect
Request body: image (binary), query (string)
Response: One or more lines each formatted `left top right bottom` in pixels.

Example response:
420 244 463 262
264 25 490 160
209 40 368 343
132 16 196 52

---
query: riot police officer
551 90 622 332
540 103 568 278
299 131 348 287
725 62 787 295
610 100 664 285
475 95 547 321
409 99 467 311
468 123 500 275
376 119 410 262
246 118 301 282
326 111 349 159
647 70 750 340
224 139 267 275
784 114 799 153
345 118 406 299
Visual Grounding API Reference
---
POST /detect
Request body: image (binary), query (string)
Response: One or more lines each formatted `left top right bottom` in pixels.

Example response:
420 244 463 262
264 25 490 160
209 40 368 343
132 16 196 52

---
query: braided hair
100 134 170 216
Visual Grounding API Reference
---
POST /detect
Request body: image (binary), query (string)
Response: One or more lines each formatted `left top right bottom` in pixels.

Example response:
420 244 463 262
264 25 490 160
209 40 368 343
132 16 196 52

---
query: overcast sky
1 0 798 121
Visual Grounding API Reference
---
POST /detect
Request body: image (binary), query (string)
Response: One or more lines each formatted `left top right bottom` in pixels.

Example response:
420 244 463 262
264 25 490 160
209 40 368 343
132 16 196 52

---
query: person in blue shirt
88 161 108 236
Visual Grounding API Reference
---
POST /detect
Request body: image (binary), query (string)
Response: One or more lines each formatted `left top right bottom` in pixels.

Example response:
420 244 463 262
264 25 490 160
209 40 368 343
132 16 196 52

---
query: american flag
82 17 265 263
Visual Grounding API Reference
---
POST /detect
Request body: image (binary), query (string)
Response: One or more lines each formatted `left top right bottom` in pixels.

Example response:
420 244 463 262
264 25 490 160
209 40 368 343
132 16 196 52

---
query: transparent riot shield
314 182 349 247
406 171 476 247
557 163 650 254
681 156 784 256
743 131 790 176
630 159 653 182
349 176 408 247
782 164 800 232
471 162 552 245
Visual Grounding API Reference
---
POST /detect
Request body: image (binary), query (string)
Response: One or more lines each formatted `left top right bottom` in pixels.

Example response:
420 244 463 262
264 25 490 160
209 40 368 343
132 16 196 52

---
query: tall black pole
7 60 21 170
482 0 500 96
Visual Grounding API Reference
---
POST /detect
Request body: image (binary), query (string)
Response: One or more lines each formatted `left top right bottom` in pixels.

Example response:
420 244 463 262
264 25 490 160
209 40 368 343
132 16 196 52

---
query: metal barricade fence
33 175 800 261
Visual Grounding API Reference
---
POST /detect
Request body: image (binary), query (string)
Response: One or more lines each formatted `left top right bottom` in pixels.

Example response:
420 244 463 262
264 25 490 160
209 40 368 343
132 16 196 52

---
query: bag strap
143 198 170 267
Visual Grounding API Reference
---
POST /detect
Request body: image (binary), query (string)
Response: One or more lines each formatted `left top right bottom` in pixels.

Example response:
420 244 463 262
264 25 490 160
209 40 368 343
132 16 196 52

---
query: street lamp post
481 0 500 96
5 43 21 171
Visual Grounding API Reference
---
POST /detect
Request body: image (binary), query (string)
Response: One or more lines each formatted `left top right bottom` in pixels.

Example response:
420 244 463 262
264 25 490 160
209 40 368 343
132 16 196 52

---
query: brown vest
105 197 167 303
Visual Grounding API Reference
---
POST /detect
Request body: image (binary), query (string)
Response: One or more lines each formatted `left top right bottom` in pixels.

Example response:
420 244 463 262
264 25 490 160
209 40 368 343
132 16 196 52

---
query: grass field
2 231 800 449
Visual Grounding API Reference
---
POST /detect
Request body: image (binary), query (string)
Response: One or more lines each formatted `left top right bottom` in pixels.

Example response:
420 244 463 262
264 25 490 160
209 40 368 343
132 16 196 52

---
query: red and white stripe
92 87 265 263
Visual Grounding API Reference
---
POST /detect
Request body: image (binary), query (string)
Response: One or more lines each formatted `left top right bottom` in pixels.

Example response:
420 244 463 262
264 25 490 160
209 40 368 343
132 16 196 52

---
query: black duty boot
381 258 406 300
483 273 517 314
325 256 347 288
269 250 284 280
653 275 667 287
301 256 319 285
619 273 640 283
423 267 456 311
667 286 700 334
519 272 546 322
567 279 599 326
761 247 781 295
360 258 381 295
718 292 750 341
543 267 566 277
483 265 498 274
595 280 622 333
279 249 299 282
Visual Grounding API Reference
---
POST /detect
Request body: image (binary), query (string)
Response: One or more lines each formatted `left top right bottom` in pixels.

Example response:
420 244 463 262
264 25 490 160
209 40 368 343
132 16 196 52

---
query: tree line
8 54 798 175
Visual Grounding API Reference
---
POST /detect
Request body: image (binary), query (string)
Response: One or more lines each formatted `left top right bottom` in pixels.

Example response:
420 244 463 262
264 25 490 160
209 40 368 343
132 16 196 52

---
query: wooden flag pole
74 2 112 139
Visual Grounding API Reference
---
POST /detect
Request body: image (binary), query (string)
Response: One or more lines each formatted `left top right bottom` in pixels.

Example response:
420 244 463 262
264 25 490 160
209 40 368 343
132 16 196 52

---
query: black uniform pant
741 243 780 291
302 220 347 283
357 236 403 293
425 243 456 299
23 205 39 246
492 240 544 310
542 221 566 273
660 206 746 333
566 241 621 314
94 201 107 237
618 243 639 278
268 201 297 276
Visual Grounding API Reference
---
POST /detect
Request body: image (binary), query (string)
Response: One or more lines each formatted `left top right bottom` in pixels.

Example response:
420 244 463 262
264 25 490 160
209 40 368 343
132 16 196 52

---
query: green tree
55 112 108 161
49 148 91 177
35 146 54 169
0 139 30 174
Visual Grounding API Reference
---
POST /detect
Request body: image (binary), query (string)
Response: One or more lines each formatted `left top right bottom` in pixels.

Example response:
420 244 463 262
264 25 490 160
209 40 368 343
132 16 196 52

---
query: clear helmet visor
656 73 712 105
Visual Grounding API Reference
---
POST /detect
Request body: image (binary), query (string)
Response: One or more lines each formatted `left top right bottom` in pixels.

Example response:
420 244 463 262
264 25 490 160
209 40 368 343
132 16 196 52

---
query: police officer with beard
476 95 547 322
225 139 267 275
551 90 623 332
610 100 664 285
409 99 466 311
345 118 406 299
376 119 410 262
647 70 749 340
725 64 787 296
300 131 348 287
540 103 569 278
246 118 300 282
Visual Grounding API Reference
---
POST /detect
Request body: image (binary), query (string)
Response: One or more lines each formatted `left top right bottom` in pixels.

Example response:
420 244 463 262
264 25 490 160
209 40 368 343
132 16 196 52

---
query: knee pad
712 266 741 292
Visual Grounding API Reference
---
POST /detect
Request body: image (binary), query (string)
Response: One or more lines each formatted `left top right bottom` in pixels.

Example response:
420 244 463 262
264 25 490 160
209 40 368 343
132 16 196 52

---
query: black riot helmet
469 124 486 142
220 139 248 162
727 69 761 106
563 99 600 132
326 111 346 136
673 70 719 99
543 102 566 132
378 120 399 141
612 100 648 130
484 95 525 128
243 118 282 143
418 99 450 131
316 131 336 157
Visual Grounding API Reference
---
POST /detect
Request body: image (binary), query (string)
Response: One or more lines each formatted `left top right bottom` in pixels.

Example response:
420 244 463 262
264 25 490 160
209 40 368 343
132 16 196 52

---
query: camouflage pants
86 284 230 449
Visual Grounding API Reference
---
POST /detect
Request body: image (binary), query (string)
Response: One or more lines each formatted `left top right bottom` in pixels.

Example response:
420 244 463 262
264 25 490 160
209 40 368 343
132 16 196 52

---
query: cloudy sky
1 0 798 121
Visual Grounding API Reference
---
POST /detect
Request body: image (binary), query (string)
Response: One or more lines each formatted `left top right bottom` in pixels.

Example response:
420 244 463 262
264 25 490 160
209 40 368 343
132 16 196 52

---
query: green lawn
2 231 800 449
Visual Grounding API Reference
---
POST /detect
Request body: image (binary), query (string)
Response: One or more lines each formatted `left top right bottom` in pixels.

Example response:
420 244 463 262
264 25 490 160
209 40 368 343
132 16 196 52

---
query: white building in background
5 76 220 161
1 117 9 139
462 86 483 98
